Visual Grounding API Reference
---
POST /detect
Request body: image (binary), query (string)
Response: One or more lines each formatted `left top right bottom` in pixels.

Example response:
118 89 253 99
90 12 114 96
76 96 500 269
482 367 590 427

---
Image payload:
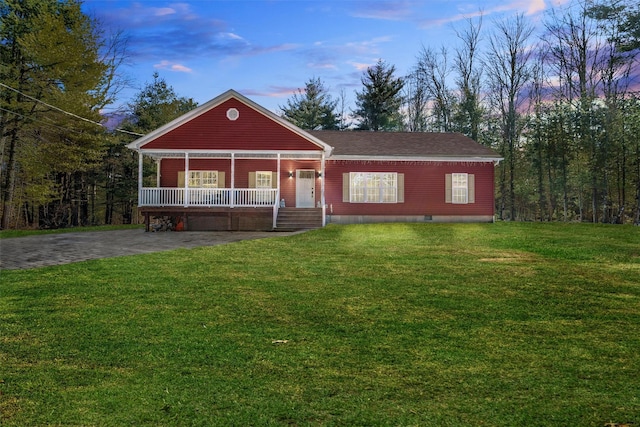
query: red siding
142 99 322 152
159 158 495 216
160 159 232 187
325 160 495 216
159 158 322 207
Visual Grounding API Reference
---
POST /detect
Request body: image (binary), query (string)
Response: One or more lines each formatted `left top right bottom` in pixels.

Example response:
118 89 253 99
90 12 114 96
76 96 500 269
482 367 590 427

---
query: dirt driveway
0 229 299 270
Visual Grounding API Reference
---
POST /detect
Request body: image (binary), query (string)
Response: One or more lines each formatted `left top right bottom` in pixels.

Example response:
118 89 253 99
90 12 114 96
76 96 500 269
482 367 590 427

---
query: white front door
296 170 315 208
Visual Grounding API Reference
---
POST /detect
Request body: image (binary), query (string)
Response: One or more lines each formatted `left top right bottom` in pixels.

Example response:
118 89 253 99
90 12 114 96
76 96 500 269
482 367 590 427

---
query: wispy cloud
350 1 414 21
344 36 393 55
154 60 192 73
349 61 373 71
297 36 392 73
153 7 177 17
240 86 299 98
308 62 338 70
420 0 569 27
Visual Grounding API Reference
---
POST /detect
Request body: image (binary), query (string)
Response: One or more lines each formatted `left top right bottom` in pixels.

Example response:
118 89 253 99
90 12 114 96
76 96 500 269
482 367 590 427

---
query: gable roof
308 131 501 162
127 89 332 155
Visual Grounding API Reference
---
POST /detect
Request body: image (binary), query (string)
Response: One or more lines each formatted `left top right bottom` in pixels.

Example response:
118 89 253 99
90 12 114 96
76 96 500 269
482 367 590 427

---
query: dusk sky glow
82 0 570 114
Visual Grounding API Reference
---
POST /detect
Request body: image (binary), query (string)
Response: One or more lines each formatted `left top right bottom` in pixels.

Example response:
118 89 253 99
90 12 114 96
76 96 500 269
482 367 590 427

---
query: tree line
1 0 196 229
1 0 639 229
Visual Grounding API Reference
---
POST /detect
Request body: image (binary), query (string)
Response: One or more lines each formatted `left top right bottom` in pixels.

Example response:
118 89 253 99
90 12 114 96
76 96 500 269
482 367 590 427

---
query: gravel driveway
0 229 298 270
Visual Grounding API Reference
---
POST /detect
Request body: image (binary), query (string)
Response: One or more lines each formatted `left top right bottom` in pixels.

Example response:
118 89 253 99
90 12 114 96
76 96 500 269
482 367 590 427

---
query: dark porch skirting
140 207 274 232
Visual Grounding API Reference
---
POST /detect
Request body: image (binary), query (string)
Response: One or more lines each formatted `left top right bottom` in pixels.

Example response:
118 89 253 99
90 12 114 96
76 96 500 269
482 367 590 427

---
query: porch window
247 171 277 205
178 170 224 188
189 171 218 188
255 171 272 189
445 173 475 204
349 172 398 203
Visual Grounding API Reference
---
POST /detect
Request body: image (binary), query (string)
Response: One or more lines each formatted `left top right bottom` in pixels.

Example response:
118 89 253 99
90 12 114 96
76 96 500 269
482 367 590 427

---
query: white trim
226 108 239 121
276 154 281 192
136 149 324 155
135 149 325 160
231 153 235 208
155 159 161 188
330 155 502 163
275 153 281 229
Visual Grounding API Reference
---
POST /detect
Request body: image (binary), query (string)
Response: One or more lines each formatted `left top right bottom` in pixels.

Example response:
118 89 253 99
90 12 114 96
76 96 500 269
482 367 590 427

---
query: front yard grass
1 222 638 426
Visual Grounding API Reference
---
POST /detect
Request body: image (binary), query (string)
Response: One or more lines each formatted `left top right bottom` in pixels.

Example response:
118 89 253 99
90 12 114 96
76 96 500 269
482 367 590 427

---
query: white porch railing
139 188 278 208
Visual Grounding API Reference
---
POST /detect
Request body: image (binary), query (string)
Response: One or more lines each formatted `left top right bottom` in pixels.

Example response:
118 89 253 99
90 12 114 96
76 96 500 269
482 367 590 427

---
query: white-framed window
445 173 475 204
451 173 468 204
349 172 397 203
189 171 218 188
255 171 272 189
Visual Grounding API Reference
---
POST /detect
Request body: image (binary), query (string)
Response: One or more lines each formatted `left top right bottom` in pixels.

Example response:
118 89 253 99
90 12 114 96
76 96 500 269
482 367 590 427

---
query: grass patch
0 224 143 239
1 222 638 425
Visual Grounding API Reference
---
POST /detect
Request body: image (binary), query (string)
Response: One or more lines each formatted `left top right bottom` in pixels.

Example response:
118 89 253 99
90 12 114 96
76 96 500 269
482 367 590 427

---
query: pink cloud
349 61 373 71
153 7 176 17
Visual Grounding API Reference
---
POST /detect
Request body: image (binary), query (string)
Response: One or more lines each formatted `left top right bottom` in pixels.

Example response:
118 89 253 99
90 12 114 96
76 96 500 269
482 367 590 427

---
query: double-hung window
451 173 468 204
249 171 275 205
350 172 398 203
445 173 475 204
255 171 272 189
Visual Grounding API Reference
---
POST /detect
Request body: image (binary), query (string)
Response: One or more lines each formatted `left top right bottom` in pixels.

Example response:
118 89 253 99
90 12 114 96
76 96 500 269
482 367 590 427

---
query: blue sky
83 0 567 114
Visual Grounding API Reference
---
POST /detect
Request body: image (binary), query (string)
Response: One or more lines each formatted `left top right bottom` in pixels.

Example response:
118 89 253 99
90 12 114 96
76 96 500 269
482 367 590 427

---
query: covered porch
135 149 327 231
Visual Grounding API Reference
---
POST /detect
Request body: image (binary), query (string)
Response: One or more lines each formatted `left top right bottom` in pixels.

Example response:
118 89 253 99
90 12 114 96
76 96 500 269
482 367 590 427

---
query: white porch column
138 151 143 206
274 153 281 229
184 153 190 207
156 159 161 188
321 151 326 226
230 153 235 208
277 153 281 193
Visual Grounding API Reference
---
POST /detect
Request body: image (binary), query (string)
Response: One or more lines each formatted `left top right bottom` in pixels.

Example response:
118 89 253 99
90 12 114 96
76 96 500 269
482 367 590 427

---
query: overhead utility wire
0 82 144 137
0 106 82 134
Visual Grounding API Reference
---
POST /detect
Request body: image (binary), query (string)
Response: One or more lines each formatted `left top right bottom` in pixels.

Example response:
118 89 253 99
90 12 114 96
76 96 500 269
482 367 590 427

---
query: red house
127 90 502 231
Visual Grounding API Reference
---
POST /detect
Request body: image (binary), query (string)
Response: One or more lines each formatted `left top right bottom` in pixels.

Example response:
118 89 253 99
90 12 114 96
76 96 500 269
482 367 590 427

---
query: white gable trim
126 89 332 155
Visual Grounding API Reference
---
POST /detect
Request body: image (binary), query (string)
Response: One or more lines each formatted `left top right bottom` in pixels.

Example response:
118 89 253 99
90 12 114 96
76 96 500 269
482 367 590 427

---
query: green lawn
1 222 638 426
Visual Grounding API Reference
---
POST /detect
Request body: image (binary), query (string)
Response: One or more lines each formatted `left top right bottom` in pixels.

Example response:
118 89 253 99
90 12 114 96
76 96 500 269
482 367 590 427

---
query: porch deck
139 187 280 231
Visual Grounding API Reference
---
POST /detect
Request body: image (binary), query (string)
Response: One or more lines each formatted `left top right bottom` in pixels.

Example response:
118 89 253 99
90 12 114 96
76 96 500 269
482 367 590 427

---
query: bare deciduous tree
453 16 484 142
485 13 535 220
413 46 455 132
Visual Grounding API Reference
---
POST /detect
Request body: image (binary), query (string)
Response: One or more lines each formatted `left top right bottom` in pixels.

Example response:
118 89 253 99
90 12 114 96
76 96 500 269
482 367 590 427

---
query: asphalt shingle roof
308 131 500 159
